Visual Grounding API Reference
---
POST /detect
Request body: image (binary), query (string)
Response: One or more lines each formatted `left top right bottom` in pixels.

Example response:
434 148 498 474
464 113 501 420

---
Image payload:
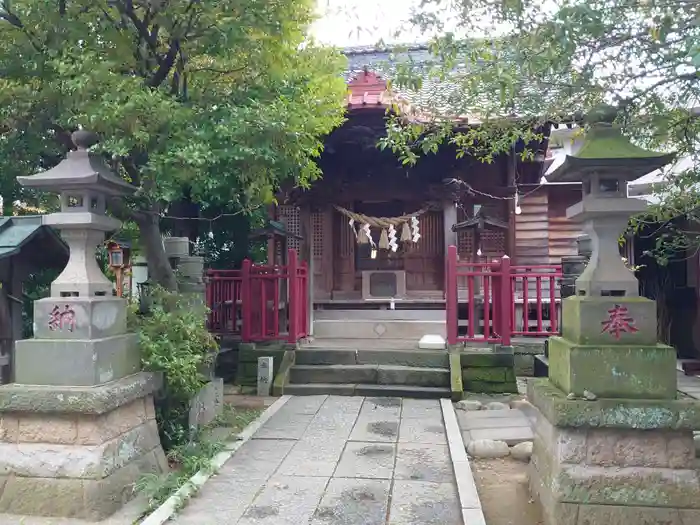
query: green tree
0 0 347 288
381 0 699 255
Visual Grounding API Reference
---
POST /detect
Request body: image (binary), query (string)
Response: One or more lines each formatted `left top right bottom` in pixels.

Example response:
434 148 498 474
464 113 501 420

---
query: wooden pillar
299 205 314 335
507 152 517 262
443 200 458 254
322 205 334 294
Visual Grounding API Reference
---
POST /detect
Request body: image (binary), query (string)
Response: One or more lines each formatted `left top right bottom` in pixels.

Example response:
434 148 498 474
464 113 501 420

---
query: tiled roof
341 44 582 124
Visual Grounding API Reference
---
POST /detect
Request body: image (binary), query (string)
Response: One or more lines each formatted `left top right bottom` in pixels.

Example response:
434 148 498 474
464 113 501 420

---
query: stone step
295 348 449 368
313 319 446 339
289 364 450 387
314 309 446 321
283 383 451 399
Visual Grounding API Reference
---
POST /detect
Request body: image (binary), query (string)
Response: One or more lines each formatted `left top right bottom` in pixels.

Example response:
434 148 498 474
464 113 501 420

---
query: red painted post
446 245 459 346
241 259 252 342
287 248 298 344
500 255 512 346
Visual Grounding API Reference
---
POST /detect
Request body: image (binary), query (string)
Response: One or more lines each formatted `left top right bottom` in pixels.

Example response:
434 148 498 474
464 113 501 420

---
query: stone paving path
457 406 533 446
173 395 463 525
678 369 700 400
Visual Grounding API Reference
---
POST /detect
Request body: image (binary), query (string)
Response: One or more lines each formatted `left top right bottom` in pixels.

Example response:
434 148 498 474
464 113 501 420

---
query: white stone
485 402 509 410
467 439 510 459
510 399 533 411
510 441 533 462
418 334 446 349
582 389 597 401
257 356 274 397
455 400 483 412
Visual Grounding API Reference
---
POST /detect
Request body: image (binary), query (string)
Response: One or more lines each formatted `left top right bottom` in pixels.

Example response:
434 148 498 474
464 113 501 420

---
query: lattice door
277 205 300 253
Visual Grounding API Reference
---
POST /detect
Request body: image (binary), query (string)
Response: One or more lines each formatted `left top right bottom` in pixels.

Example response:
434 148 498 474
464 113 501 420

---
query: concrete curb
140 395 292 525
441 398 486 525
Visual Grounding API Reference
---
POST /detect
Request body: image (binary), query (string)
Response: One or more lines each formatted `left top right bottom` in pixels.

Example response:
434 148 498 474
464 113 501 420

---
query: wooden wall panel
547 185 582 264
333 206 355 292
516 188 549 265
405 210 444 290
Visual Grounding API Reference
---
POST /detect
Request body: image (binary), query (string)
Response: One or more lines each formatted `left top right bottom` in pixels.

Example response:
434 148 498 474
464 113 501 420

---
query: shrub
128 286 219 450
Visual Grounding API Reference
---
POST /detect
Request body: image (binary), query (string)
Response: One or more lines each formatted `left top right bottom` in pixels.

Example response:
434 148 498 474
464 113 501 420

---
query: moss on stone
460 351 514 368
464 380 517 394
548 336 677 400
0 372 160 415
529 378 700 430
462 367 508 383
449 352 463 401
272 350 296 396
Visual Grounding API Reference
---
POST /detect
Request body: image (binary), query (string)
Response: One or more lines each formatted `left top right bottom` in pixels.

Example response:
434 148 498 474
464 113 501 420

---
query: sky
311 0 451 47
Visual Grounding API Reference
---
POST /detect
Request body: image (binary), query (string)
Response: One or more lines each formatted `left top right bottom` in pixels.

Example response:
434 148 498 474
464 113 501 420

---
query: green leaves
0 0 346 222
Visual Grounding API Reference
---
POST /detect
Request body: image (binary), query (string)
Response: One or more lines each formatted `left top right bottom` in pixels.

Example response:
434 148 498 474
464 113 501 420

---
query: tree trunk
136 212 178 291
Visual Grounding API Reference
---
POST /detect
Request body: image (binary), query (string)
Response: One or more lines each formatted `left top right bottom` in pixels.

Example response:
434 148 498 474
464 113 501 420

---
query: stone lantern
546 105 674 297
528 107 700 525
0 131 166 520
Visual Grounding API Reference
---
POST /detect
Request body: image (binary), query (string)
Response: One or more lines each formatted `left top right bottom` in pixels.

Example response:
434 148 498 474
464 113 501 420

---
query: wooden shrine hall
268 53 583 311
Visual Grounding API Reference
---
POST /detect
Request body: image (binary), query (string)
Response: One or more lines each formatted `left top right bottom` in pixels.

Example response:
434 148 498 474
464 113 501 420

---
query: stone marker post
1 131 166 519
257 356 274 396
529 106 700 524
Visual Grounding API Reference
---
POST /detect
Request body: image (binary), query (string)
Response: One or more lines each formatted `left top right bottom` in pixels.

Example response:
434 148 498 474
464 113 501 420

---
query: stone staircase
283 341 452 399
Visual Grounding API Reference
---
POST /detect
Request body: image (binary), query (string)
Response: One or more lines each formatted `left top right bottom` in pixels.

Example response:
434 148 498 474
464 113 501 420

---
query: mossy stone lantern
546 105 675 297
528 107 700 525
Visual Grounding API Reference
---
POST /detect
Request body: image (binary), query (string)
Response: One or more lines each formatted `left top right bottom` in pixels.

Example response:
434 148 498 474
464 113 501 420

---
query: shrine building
269 46 584 314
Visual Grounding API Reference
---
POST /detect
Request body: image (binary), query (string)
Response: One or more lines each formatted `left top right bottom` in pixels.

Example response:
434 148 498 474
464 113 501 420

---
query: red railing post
446 245 459 346
241 259 252 342
287 248 298 344
500 255 512 346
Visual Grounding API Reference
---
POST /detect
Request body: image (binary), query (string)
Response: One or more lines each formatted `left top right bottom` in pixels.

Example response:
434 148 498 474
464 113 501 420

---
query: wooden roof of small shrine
0 216 67 268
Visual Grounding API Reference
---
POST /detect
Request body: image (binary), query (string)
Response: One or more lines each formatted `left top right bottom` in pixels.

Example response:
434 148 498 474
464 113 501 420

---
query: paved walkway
173 395 463 525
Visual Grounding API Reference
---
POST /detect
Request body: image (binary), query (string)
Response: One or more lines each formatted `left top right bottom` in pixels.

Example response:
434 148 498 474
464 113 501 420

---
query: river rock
510 441 533 462
455 400 483 411
510 399 533 411
467 439 510 459
485 401 509 410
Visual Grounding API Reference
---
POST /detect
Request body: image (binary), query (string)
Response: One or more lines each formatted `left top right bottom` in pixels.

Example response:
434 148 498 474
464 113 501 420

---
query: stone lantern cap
547 105 675 183
16 131 135 196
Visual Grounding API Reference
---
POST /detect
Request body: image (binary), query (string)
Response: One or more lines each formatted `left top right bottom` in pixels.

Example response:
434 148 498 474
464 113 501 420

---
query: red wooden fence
445 245 563 346
205 248 308 343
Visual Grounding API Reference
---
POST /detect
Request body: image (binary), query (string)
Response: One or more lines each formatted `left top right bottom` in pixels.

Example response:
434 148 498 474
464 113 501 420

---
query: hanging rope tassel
379 229 389 250
357 227 370 244
400 222 412 242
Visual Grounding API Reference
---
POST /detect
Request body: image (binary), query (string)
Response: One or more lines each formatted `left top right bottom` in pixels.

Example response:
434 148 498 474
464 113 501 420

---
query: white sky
311 0 450 47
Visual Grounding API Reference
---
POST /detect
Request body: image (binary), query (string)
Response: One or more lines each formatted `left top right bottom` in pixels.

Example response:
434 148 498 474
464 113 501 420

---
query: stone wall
461 349 518 394
530 409 700 524
513 340 546 376
0 390 166 519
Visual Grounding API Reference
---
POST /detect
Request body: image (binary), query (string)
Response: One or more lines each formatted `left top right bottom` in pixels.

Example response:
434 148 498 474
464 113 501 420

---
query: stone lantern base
528 379 700 525
0 373 166 520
